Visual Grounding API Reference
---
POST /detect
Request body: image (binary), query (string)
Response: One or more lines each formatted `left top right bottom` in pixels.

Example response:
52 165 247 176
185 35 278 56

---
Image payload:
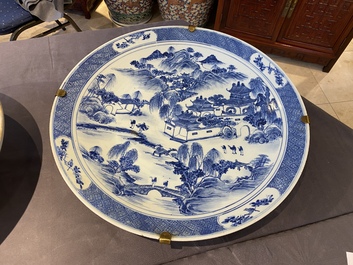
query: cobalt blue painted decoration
50 26 309 241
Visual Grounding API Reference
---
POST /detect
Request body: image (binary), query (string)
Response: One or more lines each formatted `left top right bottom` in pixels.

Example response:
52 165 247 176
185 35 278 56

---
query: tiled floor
1 2 353 129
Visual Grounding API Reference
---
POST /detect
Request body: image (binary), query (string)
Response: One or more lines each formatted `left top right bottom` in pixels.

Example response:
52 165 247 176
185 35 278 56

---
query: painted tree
228 65 236 72
212 160 247 179
189 142 203 170
176 144 190 165
193 52 203 62
132 90 142 100
101 90 120 105
251 154 270 168
202 148 221 177
89 146 104 163
168 46 175 54
186 47 194 53
167 160 205 196
103 73 116 91
118 149 140 173
106 141 140 175
159 103 183 121
149 92 164 113
249 77 268 100
108 141 130 159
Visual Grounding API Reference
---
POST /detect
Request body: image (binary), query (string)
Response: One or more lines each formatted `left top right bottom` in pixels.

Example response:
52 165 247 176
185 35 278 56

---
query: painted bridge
124 184 184 198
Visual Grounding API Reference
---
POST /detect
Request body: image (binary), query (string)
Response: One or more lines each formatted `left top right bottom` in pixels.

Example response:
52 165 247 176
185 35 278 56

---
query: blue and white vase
104 0 154 26
157 0 214 27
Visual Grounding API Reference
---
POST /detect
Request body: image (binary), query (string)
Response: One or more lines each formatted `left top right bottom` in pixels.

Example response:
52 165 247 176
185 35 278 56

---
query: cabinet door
278 0 353 53
221 0 288 41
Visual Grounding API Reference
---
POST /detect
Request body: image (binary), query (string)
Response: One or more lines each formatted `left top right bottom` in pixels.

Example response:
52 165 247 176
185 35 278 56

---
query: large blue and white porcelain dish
50 26 310 241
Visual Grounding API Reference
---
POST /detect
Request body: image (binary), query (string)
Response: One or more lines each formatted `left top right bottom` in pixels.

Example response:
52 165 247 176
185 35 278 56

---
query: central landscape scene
74 42 285 218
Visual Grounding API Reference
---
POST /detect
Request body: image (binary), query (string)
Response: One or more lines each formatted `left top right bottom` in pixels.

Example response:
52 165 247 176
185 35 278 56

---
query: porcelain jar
157 0 214 27
104 0 154 26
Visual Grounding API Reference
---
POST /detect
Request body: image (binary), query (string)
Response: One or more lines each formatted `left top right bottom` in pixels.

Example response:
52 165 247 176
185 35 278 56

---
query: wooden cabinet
214 0 353 72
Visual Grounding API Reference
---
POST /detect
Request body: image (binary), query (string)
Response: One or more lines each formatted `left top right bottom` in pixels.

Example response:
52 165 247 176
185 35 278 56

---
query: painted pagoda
164 82 256 142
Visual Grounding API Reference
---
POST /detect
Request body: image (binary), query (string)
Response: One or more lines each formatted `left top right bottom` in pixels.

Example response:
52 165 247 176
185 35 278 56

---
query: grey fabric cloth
164 213 353 265
15 0 64 21
0 21 353 264
0 101 3 149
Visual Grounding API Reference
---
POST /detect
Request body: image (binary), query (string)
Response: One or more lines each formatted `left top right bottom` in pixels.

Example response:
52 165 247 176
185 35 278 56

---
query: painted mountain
118 47 248 93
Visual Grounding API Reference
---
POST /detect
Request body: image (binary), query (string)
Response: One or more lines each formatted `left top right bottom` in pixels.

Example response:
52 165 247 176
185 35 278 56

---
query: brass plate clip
55 89 67 97
159 232 172 244
188 25 196 32
301 115 310 124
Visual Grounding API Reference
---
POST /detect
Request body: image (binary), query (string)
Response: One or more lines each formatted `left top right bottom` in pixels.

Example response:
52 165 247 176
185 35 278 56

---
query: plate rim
49 25 310 241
